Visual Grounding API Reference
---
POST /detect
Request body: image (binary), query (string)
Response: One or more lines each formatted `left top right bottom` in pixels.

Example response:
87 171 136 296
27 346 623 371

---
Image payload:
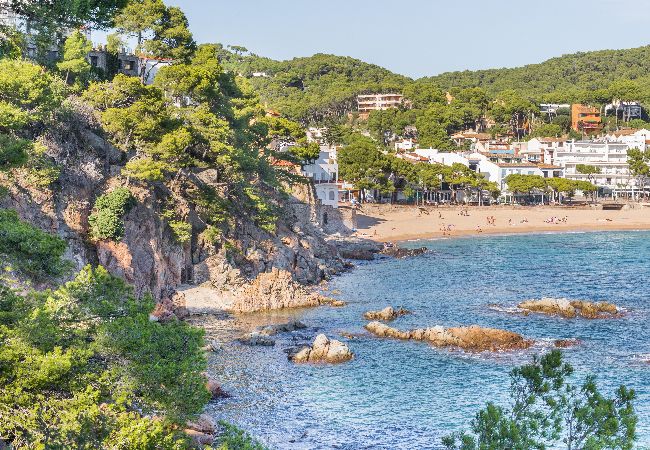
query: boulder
330 300 347 307
184 429 214 446
289 334 353 363
363 306 410 321
186 413 216 434
206 380 230 399
518 298 620 319
365 321 532 352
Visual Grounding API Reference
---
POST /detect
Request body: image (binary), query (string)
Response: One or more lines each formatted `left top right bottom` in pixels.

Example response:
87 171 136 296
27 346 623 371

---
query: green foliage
57 30 92 85
0 134 29 170
504 174 548 194
0 265 209 448
0 208 67 279
627 148 650 194
216 422 267 450
122 157 166 181
168 220 192 244
443 351 637 450
337 135 390 194
576 164 602 176
88 188 135 241
244 187 277 234
0 59 65 131
0 25 24 59
22 141 60 188
218 50 410 122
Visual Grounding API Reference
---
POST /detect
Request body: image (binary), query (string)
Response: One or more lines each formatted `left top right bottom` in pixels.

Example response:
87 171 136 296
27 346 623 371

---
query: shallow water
205 231 650 449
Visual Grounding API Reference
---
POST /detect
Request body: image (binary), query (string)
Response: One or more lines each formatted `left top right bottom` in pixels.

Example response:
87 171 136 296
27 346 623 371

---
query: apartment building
357 93 405 113
555 140 637 192
571 104 603 134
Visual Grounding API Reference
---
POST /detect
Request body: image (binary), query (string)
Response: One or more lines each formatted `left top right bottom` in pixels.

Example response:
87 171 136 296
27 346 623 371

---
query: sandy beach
344 203 650 242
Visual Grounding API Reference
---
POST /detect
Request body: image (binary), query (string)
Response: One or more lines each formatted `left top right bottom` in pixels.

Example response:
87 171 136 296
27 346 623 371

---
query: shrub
0 134 29 169
0 265 210 448
168 220 192 244
0 208 67 279
216 422 267 450
88 187 135 241
122 157 166 182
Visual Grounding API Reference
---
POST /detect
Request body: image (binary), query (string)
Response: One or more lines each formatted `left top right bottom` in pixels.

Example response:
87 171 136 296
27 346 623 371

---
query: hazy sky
106 0 650 79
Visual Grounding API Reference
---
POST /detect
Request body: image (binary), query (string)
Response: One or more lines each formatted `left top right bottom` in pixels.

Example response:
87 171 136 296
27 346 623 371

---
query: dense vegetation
216 45 650 149
444 350 637 449
217 49 410 123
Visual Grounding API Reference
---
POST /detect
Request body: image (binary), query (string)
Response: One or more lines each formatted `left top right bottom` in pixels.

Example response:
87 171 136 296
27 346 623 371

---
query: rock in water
289 334 353 363
518 298 620 319
364 321 532 352
380 246 427 258
363 306 410 321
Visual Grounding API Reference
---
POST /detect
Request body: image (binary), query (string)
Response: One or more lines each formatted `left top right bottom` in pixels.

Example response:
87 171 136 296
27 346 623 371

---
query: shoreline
345 204 650 243
378 224 650 243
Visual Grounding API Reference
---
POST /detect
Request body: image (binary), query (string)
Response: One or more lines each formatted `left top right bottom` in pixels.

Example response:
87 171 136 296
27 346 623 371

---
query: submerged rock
237 333 276 346
380 246 427 258
289 334 354 363
258 320 307 336
518 298 620 319
554 339 582 348
364 321 532 352
363 306 410 321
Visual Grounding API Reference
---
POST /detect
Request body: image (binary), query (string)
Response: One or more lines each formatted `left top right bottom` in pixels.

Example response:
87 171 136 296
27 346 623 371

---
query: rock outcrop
365 321 532 352
380 246 427 258
363 306 410 321
289 334 354 363
238 320 308 346
1 101 348 312
518 298 620 319
330 238 382 260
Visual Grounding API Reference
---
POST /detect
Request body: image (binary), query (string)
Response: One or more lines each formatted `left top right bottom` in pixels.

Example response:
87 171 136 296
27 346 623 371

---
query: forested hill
217 49 411 122
220 45 650 123
421 45 650 100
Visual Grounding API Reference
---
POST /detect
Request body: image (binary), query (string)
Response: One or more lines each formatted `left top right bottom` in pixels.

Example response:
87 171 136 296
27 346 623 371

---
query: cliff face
2 100 344 311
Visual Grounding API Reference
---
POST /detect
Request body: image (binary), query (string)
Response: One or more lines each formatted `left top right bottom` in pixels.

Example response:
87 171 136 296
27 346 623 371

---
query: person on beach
476 225 483 233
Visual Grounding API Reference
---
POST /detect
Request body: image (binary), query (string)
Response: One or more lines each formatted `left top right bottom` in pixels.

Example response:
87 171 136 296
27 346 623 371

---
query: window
328 191 335 201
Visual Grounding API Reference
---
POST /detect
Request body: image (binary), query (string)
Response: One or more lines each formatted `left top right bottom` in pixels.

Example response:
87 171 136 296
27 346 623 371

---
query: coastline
344 204 650 243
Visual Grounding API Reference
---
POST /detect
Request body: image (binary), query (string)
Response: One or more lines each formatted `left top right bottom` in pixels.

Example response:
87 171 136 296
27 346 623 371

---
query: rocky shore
363 306 410 321
365 321 532 352
518 298 620 319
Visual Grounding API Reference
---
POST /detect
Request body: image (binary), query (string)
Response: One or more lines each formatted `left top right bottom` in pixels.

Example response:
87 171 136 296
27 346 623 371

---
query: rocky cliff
2 99 345 312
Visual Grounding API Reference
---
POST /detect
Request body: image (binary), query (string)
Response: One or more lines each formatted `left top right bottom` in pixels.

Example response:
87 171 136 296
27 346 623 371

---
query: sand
343 203 650 242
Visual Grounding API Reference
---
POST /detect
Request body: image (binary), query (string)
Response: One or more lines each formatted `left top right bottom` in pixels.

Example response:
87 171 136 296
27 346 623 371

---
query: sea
203 231 650 449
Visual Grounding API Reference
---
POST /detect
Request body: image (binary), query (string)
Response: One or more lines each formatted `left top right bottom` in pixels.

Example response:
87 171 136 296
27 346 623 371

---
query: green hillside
220 45 650 125
421 45 650 103
217 48 411 122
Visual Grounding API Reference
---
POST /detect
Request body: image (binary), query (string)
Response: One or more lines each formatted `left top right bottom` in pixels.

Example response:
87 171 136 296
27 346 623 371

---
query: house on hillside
571 104 603 134
301 145 340 208
604 101 643 122
520 137 567 165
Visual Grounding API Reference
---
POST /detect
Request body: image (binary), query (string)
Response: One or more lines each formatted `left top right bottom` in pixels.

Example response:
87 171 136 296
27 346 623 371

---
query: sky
99 0 650 79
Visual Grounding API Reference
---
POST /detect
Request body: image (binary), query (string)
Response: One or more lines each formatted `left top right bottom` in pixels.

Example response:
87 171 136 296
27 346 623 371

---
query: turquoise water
207 231 650 449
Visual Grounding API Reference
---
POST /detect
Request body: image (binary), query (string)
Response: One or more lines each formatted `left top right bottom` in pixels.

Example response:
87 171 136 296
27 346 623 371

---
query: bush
0 208 67 278
88 187 135 241
168 220 192 244
216 422 267 450
0 265 210 448
123 157 166 182
0 134 30 169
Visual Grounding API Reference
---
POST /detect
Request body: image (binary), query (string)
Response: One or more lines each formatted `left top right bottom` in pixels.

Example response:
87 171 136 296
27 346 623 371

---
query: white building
603 128 650 150
555 140 638 194
357 93 405 113
301 145 339 208
521 138 567 165
414 148 470 167
395 138 417 151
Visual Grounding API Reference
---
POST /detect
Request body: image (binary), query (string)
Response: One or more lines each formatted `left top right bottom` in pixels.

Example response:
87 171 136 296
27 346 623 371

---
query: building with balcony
571 104 602 134
554 140 637 193
357 93 406 113
301 145 339 208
